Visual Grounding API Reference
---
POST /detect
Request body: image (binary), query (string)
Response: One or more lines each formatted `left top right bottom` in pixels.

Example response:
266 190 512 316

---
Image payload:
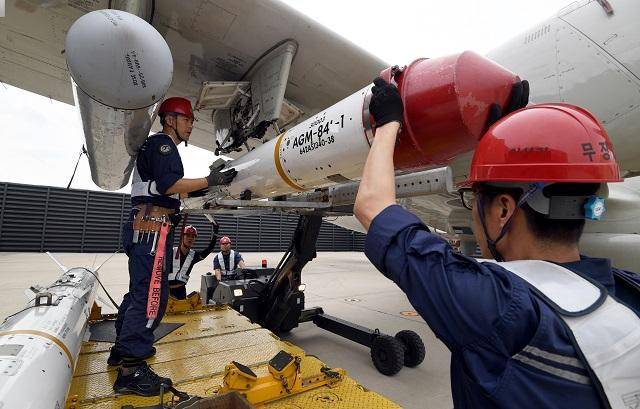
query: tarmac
0 251 453 409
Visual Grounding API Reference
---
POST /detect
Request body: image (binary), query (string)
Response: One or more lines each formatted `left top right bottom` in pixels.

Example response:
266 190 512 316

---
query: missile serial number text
292 115 344 155
298 135 335 154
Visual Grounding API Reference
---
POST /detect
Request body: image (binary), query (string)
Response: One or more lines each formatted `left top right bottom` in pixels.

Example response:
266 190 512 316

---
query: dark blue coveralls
365 205 640 409
115 133 183 361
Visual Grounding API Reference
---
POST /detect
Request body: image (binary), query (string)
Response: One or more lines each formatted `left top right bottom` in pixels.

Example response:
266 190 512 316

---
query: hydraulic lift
202 214 426 376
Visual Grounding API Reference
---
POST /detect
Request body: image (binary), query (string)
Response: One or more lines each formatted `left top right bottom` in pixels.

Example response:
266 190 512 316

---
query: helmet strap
476 194 507 262
476 184 540 262
167 114 188 146
172 124 188 147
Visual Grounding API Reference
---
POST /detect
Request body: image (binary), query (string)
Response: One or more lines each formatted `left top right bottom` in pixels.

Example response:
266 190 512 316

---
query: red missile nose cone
377 52 518 170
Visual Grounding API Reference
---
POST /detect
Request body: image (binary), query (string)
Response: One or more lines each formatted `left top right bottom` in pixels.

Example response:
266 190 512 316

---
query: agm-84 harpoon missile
189 51 520 207
0 254 99 409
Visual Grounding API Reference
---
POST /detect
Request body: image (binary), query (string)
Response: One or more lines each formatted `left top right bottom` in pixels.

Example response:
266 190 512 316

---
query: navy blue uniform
115 133 183 360
365 205 640 408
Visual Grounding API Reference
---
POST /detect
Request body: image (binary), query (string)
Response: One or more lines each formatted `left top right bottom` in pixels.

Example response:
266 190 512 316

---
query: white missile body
220 86 374 199
0 268 98 409
211 52 519 201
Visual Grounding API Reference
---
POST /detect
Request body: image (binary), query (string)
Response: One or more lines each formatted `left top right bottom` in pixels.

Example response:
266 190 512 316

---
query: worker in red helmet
354 79 640 408
213 236 246 280
111 97 237 396
169 223 221 299
158 97 193 147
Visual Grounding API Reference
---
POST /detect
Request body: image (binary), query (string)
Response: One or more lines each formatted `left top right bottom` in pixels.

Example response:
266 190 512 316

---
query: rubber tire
370 335 405 376
395 330 426 367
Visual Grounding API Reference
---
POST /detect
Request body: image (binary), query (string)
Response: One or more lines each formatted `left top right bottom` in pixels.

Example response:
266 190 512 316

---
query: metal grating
0 182 365 253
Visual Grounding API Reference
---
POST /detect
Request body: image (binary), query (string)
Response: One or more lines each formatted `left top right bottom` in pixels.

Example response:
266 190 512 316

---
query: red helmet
158 97 194 119
183 225 198 237
459 103 621 187
220 236 231 245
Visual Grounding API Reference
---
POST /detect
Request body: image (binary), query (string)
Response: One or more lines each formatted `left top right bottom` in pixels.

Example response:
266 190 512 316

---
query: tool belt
133 204 175 233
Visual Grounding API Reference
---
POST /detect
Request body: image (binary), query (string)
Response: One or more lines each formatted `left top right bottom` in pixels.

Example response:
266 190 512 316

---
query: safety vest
169 247 195 284
215 250 236 276
131 164 179 200
485 259 640 409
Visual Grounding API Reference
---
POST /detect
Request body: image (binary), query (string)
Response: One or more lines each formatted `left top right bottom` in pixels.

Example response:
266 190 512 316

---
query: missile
0 267 98 409
213 52 519 200
65 9 173 191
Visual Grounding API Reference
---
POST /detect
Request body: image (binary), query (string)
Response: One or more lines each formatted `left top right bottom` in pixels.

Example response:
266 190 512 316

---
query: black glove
487 80 529 127
212 222 220 234
169 213 182 227
206 164 237 186
187 188 209 197
369 77 404 127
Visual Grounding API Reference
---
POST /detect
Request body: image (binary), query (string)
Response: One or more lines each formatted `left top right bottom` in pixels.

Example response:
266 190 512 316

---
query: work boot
107 345 122 366
107 346 156 366
113 362 172 396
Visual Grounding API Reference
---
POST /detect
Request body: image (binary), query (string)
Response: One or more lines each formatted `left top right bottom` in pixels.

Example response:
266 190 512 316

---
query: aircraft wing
0 0 387 153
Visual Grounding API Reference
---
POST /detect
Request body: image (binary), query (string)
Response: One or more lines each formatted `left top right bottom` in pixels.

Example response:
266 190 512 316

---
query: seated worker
213 236 246 280
168 223 219 299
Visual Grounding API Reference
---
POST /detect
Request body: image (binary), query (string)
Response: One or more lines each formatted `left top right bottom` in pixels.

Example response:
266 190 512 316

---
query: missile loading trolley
62 214 423 408
0 253 404 408
68 301 402 409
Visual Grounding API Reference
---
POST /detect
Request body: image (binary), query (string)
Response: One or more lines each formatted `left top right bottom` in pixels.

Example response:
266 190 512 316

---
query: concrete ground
0 251 453 409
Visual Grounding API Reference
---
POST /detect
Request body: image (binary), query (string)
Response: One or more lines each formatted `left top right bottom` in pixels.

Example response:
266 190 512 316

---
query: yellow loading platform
66 297 400 409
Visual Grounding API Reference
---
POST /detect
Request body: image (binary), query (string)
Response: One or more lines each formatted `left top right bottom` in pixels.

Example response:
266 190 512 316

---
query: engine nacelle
65 9 173 191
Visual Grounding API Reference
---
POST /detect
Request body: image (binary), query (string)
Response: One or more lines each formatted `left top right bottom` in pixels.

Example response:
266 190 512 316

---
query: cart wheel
278 322 295 334
370 335 405 376
395 330 426 367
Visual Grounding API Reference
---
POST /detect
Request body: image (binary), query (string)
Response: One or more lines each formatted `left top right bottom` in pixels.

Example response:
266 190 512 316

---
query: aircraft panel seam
0 44 68 74
558 16 640 83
